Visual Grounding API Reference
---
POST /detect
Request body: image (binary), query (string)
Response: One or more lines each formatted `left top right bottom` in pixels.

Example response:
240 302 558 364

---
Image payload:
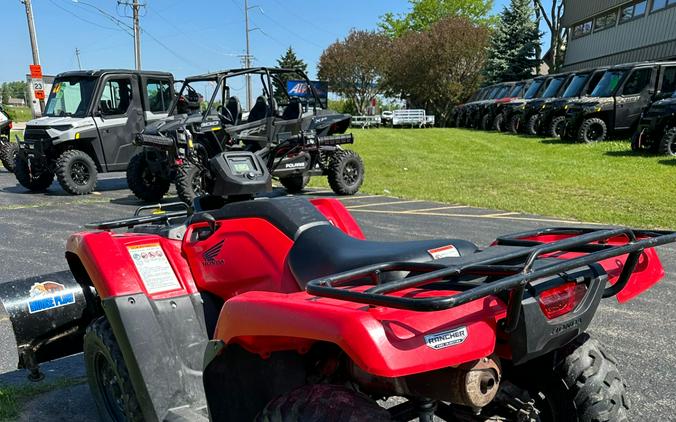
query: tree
318 30 390 115
534 0 566 70
384 16 490 126
379 0 494 37
273 47 308 103
483 0 540 84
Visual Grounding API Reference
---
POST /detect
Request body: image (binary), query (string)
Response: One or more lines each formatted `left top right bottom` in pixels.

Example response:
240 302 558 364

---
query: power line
48 0 123 32
255 8 324 49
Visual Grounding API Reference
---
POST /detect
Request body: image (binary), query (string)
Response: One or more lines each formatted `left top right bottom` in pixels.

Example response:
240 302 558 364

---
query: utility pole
132 0 141 70
21 0 44 113
243 0 253 110
75 48 82 70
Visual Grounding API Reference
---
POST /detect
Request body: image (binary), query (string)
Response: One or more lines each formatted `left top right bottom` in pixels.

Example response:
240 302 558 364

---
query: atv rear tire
516 333 630 422
0 141 18 172
126 153 171 202
280 174 310 194
578 117 607 143
56 149 98 195
256 384 391 422
176 161 210 205
525 115 539 136
84 317 144 422
658 127 676 156
327 150 364 195
548 116 566 139
14 155 54 191
492 113 504 132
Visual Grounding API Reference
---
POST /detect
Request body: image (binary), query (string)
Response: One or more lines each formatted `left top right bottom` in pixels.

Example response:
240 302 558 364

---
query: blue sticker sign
27 281 75 314
287 80 328 100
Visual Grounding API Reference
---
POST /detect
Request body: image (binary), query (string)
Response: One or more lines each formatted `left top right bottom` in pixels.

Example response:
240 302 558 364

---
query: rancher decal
424 326 468 350
27 281 75 314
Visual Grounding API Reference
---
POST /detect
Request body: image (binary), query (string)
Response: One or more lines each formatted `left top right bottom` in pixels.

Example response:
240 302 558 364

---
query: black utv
0 105 17 172
465 83 514 129
500 75 549 134
631 77 676 154
517 72 573 135
563 61 676 143
453 85 496 128
14 69 175 194
450 87 489 128
536 67 607 138
480 80 528 131
128 67 363 204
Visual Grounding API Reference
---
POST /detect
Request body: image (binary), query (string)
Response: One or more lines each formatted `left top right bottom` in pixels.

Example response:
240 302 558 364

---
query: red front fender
213 289 507 378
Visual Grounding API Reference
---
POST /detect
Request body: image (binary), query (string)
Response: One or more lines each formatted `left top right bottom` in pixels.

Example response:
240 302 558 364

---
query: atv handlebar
306 227 676 330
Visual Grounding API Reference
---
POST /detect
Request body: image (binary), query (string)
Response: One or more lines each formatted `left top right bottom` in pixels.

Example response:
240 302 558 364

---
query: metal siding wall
564 7 676 67
561 41 676 71
562 0 629 26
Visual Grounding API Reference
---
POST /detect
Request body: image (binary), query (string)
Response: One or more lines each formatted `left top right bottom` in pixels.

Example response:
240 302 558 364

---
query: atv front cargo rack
305 227 676 331
86 202 190 230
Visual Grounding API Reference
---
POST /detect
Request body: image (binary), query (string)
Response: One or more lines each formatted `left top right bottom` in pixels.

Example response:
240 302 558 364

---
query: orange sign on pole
34 90 45 100
29 64 43 79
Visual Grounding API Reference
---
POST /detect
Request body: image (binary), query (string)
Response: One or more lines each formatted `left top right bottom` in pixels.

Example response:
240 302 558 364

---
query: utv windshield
44 77 96 118
542 77 567 98
591 70 626 97
524 80 544 99
562 73 590 98
508 83 525 97
493 86 510 99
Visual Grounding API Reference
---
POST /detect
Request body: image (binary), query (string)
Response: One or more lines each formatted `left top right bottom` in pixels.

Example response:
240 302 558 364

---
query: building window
572 20 593 38
620 1 647 23
594 10 618 31
651 0 676 11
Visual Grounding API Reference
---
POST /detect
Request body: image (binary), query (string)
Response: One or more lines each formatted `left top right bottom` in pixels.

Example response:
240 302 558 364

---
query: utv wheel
578 118 607 143
549 116 566 139
84 318 144 422
176 161 210 205
280 174 310 194
56 149 98 194
14 155 54 191
126 153 171 202
658 127 676 156
481 114 492 131
525 115 539 136
507 115 520 134
0 141 18 172
515 333 630 422
256 384 391 422
327 150 364 195
492 113 504 132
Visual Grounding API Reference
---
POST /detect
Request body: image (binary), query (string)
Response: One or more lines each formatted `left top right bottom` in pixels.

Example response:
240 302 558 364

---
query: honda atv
1 149 674 421
128 67 363 204
0 104 17 172
631 91 676 155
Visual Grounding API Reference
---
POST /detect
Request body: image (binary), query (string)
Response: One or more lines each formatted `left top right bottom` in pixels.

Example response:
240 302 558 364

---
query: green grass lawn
314 128 676 229
4 106 32 122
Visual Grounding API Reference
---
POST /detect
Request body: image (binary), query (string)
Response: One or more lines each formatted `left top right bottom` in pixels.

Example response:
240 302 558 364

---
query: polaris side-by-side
631 90 676 155
0 150 674 421
0 104 17 172
127 67 363 204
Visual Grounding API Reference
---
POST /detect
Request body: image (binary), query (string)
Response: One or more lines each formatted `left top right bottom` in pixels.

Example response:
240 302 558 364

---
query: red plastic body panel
308 198 365 239
66 232 197 300
214 288 507 378
516 233 665 303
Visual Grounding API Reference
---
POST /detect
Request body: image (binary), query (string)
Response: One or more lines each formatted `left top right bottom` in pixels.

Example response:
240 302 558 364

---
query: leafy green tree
273 47 308 103
483 0 541 84
379 0 494 37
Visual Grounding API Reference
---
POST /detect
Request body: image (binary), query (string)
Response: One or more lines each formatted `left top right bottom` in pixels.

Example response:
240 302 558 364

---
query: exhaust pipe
0 271 96 380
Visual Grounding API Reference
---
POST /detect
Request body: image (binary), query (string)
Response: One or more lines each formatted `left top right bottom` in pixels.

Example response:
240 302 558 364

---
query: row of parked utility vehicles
452 60 676 155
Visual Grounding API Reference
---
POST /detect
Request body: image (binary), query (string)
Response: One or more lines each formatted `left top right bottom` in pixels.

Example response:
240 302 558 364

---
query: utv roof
608 60 676 70
184 67 308 82
55 69 173 79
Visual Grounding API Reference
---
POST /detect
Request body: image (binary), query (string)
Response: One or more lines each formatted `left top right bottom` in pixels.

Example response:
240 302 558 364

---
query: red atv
1 150 675 421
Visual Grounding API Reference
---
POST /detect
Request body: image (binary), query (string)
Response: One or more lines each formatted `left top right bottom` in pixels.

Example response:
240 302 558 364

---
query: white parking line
346 200 424 209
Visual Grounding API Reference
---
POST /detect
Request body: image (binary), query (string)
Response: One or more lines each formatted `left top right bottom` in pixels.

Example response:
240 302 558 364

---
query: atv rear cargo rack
306 227 676 331
86 202 190 230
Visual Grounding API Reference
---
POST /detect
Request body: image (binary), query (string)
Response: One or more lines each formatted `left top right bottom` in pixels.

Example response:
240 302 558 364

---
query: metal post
21 0 44 113
244 0 252 110
133 0 142 70
75 48 82 70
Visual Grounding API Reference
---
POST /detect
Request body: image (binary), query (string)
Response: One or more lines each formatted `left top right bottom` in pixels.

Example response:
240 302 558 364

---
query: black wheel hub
587 124 603 141
342 162 359 186
70 161 91 186
94 353 126 421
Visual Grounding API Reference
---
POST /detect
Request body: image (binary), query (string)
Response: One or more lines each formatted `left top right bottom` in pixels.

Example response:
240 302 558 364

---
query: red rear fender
214 289 507 378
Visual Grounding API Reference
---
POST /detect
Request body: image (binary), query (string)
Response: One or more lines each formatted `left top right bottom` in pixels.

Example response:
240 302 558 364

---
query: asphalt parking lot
0 168 675 421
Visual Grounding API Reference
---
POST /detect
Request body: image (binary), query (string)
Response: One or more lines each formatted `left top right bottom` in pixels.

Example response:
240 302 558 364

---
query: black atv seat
288 224 478 289
225 96 242 125
247 96 270 123
281 97 302 120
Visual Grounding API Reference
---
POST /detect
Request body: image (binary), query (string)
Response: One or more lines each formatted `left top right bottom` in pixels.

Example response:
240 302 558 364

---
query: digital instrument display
229 156 256 174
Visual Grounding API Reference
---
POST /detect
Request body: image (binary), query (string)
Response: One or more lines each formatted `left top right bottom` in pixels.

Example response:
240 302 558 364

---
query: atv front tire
126 153 171 202
56 149 98 195
256 384 391 422
280 174 310 194
176 161 210 205
327 150 364 195
0 140 18 172
14 155 54 191
84 317 144 422
548 116 566 139
658 127 676 156
578 117 607 143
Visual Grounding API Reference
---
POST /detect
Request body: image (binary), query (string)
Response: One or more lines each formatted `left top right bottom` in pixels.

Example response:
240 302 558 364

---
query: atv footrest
317 133 354 146
136 133 175 149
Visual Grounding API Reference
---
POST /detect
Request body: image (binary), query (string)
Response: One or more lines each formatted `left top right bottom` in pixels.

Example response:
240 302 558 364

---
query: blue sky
2 0 548 84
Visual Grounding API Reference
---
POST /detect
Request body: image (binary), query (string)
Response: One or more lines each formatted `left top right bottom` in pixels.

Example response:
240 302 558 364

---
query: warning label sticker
427 245 460 259
127 244 181 294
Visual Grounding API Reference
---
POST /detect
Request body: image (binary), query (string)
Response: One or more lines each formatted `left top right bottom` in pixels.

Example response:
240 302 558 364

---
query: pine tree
483 0 541 84
273 47 308 103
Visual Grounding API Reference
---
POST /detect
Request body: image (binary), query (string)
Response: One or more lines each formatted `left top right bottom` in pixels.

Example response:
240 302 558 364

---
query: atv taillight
537 282 587 319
